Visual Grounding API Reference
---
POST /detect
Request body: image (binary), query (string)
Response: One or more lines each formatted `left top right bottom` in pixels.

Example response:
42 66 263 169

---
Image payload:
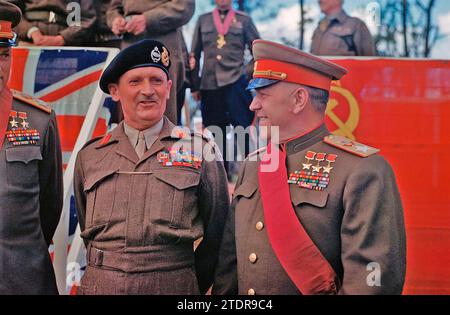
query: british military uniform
106 0 195 124
311 10 376 56
0 1 63 294
73 39 230 295
90 0 121 49
10 0 96 46
212 40 406 295
190 6 260 173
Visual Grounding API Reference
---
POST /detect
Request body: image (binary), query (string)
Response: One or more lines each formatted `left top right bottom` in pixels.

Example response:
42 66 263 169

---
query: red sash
0 88 12 149
258 142 339 294
212 8 236 36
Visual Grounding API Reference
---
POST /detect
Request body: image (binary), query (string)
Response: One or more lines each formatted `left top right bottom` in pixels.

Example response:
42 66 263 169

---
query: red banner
326 58 450 294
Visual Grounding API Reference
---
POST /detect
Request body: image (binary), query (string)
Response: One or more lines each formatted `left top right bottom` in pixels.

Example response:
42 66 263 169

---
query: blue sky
184 0 450 59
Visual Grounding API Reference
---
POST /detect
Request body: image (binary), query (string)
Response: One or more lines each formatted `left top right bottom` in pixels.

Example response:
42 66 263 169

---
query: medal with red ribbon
212 8 236 49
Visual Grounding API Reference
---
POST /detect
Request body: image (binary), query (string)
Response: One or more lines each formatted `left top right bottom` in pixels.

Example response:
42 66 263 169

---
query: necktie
135 131 146 158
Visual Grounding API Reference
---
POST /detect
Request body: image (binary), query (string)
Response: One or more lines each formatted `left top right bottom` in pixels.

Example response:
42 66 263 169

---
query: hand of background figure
111 16 127 35
125 15 146 35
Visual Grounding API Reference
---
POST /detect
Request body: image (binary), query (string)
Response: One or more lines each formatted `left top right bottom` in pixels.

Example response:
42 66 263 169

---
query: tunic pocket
152 168 201 229
291 188 329 208
83 169 118 227
201 24 216 44
5 146 42 188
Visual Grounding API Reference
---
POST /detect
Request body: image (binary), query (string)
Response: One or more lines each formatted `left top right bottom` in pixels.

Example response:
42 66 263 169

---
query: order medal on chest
213 8 237 49
6 110 40 146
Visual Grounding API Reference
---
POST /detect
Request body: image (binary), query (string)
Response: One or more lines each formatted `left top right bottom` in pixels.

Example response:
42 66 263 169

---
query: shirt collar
123 118 164 149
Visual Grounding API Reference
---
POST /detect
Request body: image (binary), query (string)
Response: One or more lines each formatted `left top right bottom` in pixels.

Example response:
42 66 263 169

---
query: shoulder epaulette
324 135 379 157
79 135 104 151
11 90 52 114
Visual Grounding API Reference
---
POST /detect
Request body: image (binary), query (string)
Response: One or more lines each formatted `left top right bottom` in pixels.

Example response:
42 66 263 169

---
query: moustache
136 96 159 103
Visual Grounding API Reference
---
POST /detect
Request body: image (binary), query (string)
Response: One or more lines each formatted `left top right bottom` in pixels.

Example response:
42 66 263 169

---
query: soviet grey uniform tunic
0 93 63 294
74 117 229 294
213 125 406 295
190 10 260 91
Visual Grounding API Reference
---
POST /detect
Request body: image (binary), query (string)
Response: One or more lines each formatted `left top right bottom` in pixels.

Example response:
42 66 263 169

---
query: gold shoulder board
12 89 52 114
324 135 379 158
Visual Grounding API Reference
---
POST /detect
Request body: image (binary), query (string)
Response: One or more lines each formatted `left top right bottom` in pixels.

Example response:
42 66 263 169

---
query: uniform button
216 55 222 61
255 221 264 231
249 253 258 263
248 288 255 295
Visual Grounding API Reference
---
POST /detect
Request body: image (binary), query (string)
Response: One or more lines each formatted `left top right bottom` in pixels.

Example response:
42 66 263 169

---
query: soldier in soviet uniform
190 0 260 174
107 0 195 124
0 1 63 294
74 39 230 295
10 0 96 46
213 40 406 295
311 0 376 56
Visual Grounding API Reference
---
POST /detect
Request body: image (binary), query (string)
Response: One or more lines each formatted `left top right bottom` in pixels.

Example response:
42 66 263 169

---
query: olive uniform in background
10 0 96 46
311 10 376 56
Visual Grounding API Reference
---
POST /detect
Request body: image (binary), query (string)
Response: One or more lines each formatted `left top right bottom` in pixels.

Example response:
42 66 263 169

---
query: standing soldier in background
190 0 260 174
0 1 63 294
311 0 376 56
107 0 195 125
90 0 123 124
10 0 96 46
90 0 121 49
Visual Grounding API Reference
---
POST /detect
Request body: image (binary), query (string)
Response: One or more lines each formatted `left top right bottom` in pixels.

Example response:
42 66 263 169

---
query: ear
108 83 120 102
166 79 173 100
291 87 309 114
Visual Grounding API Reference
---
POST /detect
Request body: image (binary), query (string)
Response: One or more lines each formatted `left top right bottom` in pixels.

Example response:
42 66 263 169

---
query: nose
141 80 155 96
249 95 261 112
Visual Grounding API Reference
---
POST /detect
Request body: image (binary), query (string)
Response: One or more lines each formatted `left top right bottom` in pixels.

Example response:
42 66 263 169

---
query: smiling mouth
139 100 157 106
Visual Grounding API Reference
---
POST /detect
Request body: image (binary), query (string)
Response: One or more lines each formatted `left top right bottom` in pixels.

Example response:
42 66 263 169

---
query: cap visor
246 78 280 90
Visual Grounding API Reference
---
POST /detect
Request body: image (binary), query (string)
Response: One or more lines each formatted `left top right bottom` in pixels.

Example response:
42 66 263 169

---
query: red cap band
254 59 333 91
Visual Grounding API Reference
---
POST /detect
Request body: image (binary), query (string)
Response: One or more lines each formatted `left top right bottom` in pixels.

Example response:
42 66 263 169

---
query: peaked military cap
0 0 22 47
248 39 348 92
99 39 171 94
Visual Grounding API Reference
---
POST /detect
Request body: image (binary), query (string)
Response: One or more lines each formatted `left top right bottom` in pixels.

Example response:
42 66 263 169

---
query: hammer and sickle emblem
325 81 360 140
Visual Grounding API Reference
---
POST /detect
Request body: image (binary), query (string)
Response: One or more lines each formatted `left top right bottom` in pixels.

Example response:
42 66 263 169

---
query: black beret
0 0 22 47
99 39 171 94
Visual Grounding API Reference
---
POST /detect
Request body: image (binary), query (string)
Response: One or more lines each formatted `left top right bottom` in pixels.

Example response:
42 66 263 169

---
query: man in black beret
0 0 63 294
73 39 230 294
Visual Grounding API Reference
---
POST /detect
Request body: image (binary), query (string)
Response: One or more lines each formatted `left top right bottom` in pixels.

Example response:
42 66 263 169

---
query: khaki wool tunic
74 117 230 294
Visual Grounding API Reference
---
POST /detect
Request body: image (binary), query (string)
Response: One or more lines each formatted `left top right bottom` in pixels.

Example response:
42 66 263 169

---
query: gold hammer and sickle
325 81 360 140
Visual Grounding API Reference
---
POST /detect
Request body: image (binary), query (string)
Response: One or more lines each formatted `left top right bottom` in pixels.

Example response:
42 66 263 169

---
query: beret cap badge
151 46 161 63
